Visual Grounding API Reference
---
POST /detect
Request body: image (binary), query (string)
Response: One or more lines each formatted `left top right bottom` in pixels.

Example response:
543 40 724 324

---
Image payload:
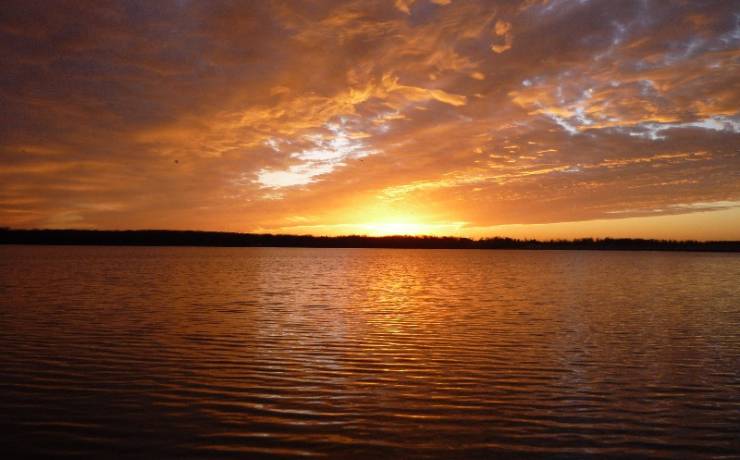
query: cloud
491 19 513 53
395 0 414 14
0 0 738 237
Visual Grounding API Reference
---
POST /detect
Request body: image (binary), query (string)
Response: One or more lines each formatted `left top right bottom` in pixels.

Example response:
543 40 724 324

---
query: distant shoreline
1 229 739 252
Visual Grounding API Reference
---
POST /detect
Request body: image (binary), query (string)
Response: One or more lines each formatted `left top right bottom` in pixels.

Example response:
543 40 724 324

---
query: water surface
1 246 739 458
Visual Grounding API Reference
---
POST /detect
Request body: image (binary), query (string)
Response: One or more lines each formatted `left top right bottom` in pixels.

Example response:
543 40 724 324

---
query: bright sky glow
1 1 738 239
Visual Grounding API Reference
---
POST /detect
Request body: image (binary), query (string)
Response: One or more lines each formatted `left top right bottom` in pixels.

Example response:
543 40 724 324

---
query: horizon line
2 228 740 252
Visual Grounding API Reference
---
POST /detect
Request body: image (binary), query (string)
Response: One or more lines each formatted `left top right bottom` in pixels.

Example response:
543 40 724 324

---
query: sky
1 0 739 239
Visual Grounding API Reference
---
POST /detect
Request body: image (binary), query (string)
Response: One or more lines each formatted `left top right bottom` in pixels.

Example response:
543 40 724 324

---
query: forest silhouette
1 228 738 252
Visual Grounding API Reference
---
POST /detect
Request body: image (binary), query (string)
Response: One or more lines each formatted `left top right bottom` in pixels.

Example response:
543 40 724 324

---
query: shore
2 229 739 252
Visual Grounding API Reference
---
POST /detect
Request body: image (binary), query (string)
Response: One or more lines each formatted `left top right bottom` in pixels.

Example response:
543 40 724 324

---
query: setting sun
357 222 429 236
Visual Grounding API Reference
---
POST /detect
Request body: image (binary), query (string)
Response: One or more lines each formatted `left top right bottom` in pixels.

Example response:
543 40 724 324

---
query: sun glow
291 201 472 237
272 217 469 237
357 222 429 236
335 217 468 236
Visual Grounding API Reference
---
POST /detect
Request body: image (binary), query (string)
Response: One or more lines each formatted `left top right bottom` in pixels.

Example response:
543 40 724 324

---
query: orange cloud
0 0 738 238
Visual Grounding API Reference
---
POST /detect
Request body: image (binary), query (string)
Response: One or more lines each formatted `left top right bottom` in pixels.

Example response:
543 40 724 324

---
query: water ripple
1 246 739 458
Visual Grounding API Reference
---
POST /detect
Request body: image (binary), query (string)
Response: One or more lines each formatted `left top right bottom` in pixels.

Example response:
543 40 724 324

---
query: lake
1 246 738 458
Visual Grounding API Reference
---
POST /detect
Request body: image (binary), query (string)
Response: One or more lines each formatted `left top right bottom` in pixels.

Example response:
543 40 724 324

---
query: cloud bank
1 0 738 237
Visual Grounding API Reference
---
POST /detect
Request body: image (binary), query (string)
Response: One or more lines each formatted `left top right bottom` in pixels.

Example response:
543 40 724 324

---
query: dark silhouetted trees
1 228 738 252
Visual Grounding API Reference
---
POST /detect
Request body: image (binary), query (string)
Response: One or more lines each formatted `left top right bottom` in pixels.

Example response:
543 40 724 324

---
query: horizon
4 227 740 244
1 1 739 239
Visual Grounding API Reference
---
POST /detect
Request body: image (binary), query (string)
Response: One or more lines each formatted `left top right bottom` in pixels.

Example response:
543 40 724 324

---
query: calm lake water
1 246 739 459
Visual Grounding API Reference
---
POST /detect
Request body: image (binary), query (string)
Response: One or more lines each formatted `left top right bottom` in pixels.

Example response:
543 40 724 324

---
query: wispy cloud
0 0 738 237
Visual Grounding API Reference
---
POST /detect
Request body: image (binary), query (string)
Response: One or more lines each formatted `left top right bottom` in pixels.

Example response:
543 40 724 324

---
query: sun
358 222 428 236
319 202 467 237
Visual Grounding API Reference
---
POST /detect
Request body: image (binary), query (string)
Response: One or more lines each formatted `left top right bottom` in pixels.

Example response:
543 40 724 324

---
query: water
0 246 739 459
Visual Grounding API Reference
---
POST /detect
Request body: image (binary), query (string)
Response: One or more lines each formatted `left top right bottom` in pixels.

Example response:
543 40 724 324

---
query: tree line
1 228 738 252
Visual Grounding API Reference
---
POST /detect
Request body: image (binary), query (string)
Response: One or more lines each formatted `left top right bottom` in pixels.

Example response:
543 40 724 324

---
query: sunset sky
1 0 739 239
